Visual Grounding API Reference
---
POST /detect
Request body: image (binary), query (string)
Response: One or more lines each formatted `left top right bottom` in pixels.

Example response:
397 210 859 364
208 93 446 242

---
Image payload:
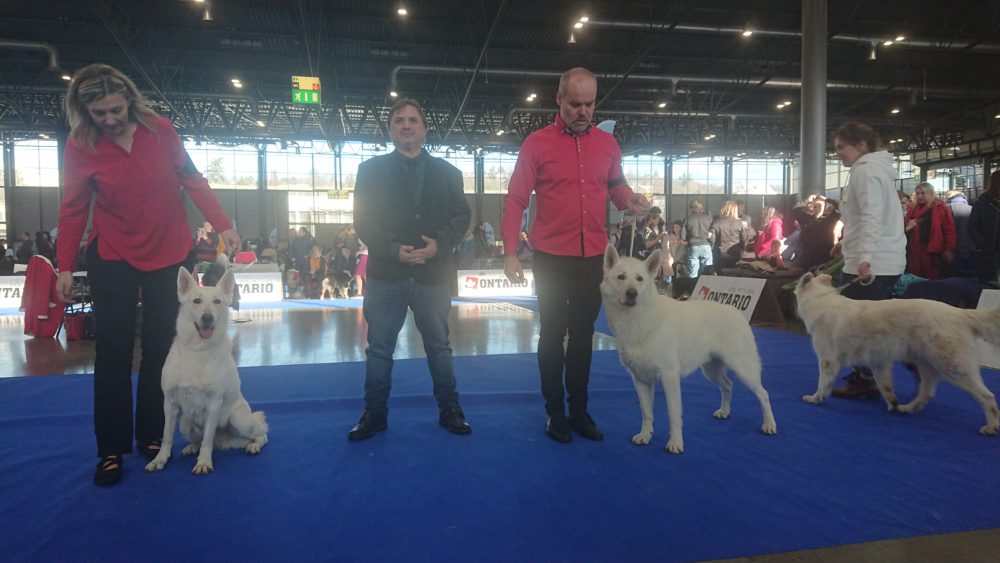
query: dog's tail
965 306 1000 344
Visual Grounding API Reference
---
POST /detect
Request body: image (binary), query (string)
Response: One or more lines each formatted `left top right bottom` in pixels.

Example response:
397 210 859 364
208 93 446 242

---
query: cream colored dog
794 272 1000 435
601 245 777 453
145 266 268 475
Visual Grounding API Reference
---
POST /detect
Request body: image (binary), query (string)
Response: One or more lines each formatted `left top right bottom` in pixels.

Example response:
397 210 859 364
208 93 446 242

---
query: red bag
64 315 86 340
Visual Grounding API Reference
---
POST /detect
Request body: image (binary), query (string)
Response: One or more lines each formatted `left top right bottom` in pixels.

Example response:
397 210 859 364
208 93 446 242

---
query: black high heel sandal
94 455 122 485
138 441 162 461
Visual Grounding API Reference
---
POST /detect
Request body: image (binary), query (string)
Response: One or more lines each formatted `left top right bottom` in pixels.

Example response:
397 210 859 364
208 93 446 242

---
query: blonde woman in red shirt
55 64 238 485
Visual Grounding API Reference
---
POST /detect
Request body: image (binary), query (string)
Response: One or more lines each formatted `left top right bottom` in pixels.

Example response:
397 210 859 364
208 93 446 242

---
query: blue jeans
362 277 460 416
687 244 713 278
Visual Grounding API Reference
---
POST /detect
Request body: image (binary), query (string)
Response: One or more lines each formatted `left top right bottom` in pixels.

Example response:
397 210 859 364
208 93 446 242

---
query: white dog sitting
794 272 1000 435
145 265 268 475
601 245 777 453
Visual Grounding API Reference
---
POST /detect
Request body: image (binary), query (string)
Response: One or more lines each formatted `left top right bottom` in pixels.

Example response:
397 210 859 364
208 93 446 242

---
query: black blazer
354 151 471 284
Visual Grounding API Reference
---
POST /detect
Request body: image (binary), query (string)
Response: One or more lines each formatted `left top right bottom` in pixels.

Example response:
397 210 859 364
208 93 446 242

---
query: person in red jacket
904 182 956 279
501 68 648 443
54 64 239 486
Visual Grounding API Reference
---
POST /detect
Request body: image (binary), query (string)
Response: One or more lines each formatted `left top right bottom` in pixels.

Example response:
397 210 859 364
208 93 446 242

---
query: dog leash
836 272 875 291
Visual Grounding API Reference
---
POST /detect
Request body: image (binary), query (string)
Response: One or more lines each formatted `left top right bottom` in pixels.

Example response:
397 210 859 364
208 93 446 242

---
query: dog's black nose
626 289 638 299
201 313 214 325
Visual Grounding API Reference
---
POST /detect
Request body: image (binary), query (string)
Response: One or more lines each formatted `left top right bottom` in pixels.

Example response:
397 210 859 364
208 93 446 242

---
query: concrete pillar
799 0 827 198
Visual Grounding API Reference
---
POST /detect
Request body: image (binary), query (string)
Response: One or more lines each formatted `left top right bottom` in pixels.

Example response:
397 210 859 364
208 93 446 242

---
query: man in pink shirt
502 67 648 443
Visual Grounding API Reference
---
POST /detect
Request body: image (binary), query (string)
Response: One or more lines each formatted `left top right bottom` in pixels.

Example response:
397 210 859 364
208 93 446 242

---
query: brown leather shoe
831 370 880 399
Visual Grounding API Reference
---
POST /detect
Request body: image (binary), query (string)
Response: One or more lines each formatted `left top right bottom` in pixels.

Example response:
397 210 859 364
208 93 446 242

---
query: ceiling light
782 100 791 106
568 33 576 44
389 90 398 98
256 120 266 127
526 95 533 102
890 108 900 114
496 130 505 136
657 102 666 108
883 40 894 46
39 133 50 139
579 16 589 23
889 139 897 143
202 7 212 22
994 113 1000 119
896 138 904 143
704 134 716 141
776 103 785 109
61 74 71 81
895 35 906 42
193 0 205 3
397 7 408 16
742 30 753 37
573 22 583 29
653 150 662 155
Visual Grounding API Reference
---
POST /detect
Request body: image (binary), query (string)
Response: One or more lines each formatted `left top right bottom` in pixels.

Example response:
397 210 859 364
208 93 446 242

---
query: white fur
601 246 777 454
145 264 269 475
794 272 1000 435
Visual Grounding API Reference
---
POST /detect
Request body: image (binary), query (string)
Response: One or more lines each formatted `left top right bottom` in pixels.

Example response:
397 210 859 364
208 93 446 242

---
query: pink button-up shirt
502 115 634 258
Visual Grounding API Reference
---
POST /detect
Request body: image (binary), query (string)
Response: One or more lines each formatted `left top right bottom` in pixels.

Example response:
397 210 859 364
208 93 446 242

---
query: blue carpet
1 328 998 562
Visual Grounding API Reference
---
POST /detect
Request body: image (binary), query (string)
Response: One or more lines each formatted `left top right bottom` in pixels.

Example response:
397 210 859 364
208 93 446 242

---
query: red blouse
57 116 232 272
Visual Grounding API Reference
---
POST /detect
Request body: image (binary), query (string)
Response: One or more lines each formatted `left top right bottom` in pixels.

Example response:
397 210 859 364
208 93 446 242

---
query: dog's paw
245 443 262 455
665 438 684 454
145 456 168 472
713 408 730 420
760 421 777 435
631 432 652 445
802 394 823 404
181 444 199 456
979 423 999 436
192 460 214 474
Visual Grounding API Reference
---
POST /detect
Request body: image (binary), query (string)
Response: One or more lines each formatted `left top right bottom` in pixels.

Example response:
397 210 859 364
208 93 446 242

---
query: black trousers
532 251 604 416
86 242 192 457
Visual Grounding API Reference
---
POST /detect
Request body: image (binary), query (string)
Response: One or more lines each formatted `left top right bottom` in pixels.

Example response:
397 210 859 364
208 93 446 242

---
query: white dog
145 265 268 475
601 246 777 453
794 272 1000 435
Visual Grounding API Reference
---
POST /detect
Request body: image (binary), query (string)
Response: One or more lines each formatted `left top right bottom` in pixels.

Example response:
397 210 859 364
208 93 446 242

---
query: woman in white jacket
830 121 907 398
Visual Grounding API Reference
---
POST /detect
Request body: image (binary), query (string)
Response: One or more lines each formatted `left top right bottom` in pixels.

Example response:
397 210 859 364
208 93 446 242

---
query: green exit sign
292 75 321 105
292 89 321 105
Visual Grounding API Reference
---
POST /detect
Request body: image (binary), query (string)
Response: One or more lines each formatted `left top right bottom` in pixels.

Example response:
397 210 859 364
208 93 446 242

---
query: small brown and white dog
794 272 1000 435
145 266 268 475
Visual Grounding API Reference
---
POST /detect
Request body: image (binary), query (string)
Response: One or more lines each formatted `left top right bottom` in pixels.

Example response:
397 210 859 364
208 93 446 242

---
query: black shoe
546 413 572 443
138 440 162 461
568 412 604 441
94 455 123 486
438 405 472 435
347 411 387 441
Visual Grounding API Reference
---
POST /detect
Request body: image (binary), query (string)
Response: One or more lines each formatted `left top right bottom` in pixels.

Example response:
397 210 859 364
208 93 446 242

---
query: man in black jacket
348 98 473 440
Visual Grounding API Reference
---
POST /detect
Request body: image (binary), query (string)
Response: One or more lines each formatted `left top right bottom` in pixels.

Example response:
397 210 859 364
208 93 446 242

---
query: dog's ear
604 244 619 271
218 268 236 300
645 250 662 276
177 266 197 296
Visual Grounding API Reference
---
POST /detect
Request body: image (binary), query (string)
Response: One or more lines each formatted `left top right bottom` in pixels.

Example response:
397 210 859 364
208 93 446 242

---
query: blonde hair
915 182 938 203
688 199 704 214
65 63 159 150
719 200 739 219
760 206 777 227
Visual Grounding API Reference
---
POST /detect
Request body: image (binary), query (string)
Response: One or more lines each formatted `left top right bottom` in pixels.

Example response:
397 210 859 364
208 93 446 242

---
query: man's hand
55 271 74 303
399 244 421 265
504 254 524 284
219 228 241 254
409 236 438 263
627 193 651 216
